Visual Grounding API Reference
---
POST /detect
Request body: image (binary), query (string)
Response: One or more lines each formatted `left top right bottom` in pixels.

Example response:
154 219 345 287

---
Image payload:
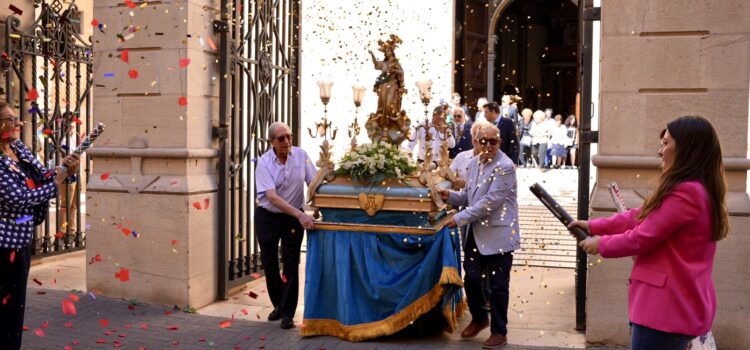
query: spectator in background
500 95 520 132
451 92 470 116
449 107 473 159
565 115 578 169
529 110 550 169
483 102 519 164
518 108 534 167
407 106 455 166
549 115 572 169
474 97 488 123
543 108 555 167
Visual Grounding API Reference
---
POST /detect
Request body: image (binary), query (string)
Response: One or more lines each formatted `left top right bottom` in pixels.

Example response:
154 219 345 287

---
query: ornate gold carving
358 193 385 216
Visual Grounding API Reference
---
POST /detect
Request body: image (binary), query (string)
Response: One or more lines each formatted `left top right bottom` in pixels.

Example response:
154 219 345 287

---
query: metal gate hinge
213 20 229 33
580 130 599 144
583 7 601 21
213 126 228 139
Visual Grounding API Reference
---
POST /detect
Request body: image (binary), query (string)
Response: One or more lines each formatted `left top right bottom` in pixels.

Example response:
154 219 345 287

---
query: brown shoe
461 319 489 338
482 333 508 349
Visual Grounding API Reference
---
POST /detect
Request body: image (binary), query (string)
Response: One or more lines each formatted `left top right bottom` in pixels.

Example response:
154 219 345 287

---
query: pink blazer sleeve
597 183 702 258
589 208 642 236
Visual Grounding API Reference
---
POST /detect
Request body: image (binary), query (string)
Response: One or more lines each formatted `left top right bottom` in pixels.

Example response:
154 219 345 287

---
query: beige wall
589 0 750 348
86 0 220 308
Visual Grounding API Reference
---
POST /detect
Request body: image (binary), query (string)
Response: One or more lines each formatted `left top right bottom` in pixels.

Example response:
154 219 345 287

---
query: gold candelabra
309 81 337 168
349 86 366 152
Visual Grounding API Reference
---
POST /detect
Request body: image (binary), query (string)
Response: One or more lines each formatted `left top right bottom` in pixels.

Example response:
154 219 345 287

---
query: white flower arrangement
335 141 417 186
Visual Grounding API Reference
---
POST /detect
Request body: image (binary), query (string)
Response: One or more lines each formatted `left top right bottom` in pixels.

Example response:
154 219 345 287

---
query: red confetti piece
178 96 188 106
96 339 107 344
124 0 136 8
68 293 79 302
140 323 149 330
118 333 127 338
121 228 132 236
9 250 15 264
219 320 232 328
33 278 43 286
128 69 138 79
163 310 172 315
250 273 261 279
247 291 258 299
3 294 11 305
26 88 39 101
22 325 29 331
99 319 110 327
207 35 218 51
179 58 191 68
1 132 10 140
166 325 179 330
40 321 48 329
281 275 287 283
64 321 73 328
42 129 53 135
259 336 267 340
115 267 130 282
192 202 202 210
91 19 99 27
55 231 64 238
9 4 23 15
241 309 248 315
170 179 179 186
64 346 73 350
101 172 110 180
198 337 206 342
127 304 135 311
62 299 77 316
89 254 102 265
171 240 178 246
124 324 132 329
25 178 36 189
34 328 45 337
72 117 83 125
204 198 210 209
120 49 129 63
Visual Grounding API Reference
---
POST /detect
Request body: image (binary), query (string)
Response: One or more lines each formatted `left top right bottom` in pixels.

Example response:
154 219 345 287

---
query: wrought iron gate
215 0 300 298
3 0 93 257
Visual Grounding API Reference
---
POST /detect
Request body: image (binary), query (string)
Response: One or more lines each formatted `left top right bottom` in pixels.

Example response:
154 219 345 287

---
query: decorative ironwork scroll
215 0 300 297
3 0 93 257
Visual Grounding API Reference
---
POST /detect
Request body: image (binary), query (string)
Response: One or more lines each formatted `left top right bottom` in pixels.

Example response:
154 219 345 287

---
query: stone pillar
588 1 750 348
86 0 220 308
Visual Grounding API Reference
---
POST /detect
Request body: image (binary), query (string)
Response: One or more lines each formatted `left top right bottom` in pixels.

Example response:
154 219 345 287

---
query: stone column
587 0 750 348
86 0 220 308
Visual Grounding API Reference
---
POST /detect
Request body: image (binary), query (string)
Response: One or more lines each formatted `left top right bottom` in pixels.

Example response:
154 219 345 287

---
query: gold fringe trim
300 266 466 342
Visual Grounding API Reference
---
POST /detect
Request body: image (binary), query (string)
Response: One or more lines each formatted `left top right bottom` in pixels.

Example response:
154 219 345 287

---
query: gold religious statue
365 34 411 145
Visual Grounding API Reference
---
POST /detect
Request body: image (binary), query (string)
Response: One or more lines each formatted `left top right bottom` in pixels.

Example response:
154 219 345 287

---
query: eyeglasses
479 138 499 146
274 133 293 142
0 116 20 123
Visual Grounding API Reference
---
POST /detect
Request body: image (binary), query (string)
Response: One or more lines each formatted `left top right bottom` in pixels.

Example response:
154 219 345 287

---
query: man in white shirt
255 121 317 329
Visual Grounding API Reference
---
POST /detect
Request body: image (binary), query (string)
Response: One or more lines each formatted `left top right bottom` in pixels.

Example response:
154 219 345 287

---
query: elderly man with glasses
449 107 473 159
439 123 520 349
255 121 317 329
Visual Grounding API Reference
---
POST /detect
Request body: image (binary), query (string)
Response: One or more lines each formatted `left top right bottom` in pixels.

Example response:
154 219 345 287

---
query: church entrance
492 0 579 116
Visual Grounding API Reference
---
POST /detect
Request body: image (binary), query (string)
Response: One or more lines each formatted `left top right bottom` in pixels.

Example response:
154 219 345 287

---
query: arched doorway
491 0 579 115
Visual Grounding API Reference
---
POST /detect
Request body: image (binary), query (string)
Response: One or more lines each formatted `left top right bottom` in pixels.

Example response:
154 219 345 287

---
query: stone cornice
591 155 750 171
87 147 219 159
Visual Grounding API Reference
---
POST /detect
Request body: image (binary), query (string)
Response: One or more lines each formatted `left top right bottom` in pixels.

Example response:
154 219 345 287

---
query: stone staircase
513 204 579 269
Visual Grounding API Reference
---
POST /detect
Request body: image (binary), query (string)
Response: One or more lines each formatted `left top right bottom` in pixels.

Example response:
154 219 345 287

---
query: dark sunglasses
274 133 293 142
479 138 499 146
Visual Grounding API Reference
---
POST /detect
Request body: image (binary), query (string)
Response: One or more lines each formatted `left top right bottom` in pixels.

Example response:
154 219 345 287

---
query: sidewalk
23 289 623 350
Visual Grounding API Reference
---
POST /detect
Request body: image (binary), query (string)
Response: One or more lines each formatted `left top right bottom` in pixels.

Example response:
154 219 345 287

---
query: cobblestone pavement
22 289 626 350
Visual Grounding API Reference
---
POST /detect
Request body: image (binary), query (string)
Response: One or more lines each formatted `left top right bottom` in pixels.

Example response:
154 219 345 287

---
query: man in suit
439 123 520 349
483 101 519 164
449 107 473 159
500 95 520 131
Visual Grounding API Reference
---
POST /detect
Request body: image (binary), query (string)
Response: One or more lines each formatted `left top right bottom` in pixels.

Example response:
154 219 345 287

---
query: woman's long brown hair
637 116 729 241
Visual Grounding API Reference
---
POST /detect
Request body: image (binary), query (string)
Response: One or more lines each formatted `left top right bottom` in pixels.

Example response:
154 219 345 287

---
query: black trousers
255 207 304 318
464 230 513 335
0 245 32 350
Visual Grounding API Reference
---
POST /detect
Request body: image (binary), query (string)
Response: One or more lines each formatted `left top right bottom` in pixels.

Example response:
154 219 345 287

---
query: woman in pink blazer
570 116 729 350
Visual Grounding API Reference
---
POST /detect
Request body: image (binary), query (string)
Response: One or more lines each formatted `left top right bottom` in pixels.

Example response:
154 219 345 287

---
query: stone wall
86 0 220 309
588 1 750 348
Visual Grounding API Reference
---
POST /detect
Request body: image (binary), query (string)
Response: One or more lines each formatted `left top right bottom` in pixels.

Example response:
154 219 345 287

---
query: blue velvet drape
301 226 465 341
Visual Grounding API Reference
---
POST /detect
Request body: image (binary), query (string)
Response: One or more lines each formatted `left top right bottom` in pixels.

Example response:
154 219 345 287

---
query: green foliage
335 142 417 188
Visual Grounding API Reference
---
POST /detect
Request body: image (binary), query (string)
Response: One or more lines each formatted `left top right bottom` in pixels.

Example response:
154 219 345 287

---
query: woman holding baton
0 101 80 349
569 116 728 350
